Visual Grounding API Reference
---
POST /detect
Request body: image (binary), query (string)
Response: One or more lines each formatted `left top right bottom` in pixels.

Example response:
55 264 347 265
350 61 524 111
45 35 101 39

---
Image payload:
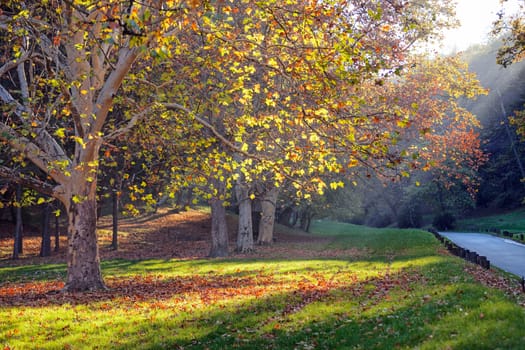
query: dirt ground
0 209 338 267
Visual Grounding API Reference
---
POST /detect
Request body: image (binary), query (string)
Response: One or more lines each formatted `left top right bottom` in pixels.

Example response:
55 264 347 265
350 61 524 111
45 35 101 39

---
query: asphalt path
440 232 525 278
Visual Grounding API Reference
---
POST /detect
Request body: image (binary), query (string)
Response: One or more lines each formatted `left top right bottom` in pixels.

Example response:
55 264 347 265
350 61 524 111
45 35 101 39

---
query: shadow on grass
111 274 525 350
0 256 474 308
47 269 525 348
2 257 525 349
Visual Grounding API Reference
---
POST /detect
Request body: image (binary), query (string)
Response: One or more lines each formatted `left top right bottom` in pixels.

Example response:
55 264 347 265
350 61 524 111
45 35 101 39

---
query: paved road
440 232 525 277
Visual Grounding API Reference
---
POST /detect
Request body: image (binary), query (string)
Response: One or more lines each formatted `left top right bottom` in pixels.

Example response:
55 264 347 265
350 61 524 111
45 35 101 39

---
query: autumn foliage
0 0 485 290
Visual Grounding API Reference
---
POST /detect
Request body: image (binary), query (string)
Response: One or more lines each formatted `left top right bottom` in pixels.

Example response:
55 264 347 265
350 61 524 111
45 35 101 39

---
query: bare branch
0 122 70 185
163 102 257 160
0 83 70 164
0 165 61 199
0 50 31 78
103 103 155 141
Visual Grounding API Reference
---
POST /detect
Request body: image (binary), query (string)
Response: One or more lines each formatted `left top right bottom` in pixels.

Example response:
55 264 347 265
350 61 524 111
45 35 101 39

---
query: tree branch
163 102 258 159
0 165 59 198
0 83 71 167
0 122 70 185
0 50 31 78
103 103 156 141
91 47 140 134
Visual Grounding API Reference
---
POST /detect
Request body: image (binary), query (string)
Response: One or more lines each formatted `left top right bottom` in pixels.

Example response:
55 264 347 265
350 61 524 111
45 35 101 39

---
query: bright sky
440 0 521 53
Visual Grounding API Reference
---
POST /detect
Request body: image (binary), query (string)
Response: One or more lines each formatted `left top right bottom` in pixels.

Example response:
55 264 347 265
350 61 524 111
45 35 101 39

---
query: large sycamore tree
0 0 457 291
0 0 189 291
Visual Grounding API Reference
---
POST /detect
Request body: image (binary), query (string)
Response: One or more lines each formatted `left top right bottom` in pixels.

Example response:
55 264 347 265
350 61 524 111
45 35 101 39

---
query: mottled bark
65 196 105 291
257 187 279 245
235 182 254 253
209 197 229 257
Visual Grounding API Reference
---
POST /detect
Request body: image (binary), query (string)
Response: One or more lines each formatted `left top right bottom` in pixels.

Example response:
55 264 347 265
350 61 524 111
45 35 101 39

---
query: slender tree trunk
40 202 51 257
257 187 279 245
54 211 60 252
111 189 118 250
12 184 23 259
209 197 229 257
300 210 314 232
277 206 296 227
235 182 254 253
496 89 525 179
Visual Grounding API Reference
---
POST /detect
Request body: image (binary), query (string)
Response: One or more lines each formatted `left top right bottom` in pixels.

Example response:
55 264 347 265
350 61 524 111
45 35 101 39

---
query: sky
440 0 521 54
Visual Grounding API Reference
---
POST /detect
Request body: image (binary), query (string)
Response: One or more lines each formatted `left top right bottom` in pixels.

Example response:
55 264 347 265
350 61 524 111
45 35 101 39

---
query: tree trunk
300 211 314 232
40 202 51 257
54 211 60 252
277 206 296 227
111 189 118 250
235 182 254 253
12 184 23 259
497 89 525 180
65 191 105 291
209 197 229 257
257 187 279 245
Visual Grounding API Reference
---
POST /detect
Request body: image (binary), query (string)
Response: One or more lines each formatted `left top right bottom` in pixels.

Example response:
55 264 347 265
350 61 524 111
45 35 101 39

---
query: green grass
2 221 525 349
456 208 525 233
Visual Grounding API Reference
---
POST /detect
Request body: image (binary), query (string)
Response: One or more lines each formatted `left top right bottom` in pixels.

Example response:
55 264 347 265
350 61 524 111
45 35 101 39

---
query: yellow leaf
54 128 66 138
268 57 278 68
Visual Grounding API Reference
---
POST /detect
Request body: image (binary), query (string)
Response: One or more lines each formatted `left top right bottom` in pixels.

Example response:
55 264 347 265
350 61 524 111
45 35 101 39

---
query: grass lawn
1 217 525 349
456 208 525 233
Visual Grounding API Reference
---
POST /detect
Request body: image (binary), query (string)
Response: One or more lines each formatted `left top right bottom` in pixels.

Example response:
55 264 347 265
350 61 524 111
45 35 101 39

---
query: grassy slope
1 220 525 349
456 208 525 233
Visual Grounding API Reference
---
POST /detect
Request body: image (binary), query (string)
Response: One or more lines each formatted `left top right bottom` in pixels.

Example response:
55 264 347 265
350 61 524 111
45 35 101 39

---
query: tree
0 1 190 290
276 55 488 227
40 200 52 257
12 184 22 259
493 2 525 67
461 41 525 208
155 0 459 246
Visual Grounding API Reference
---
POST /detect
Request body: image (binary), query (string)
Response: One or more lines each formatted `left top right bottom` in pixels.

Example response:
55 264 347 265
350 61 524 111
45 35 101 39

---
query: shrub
432 212 456 231
397 206 423 228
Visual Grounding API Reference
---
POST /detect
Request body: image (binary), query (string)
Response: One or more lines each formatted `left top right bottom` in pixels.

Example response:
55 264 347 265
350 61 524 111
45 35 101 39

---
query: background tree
460 41 525 209
274 55 488 228
493 1 525 67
